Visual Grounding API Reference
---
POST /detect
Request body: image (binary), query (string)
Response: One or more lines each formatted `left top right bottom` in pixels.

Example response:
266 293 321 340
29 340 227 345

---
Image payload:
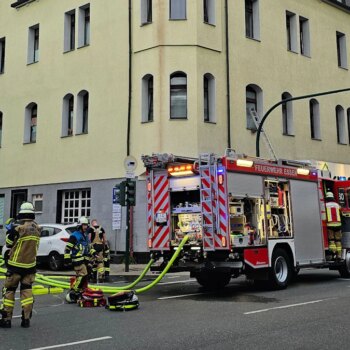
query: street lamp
256 87 350 157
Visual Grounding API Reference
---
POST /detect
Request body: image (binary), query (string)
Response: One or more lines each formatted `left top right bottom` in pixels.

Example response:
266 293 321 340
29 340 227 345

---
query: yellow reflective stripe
72 257 84 262
21 297 34 305
64 254 71 259
97 268 104 272
8 260 36 268
3 299 15 306
17 236 40 243
13 240 23 263
66 243 74 248
105 268 111 272
6 238 14 245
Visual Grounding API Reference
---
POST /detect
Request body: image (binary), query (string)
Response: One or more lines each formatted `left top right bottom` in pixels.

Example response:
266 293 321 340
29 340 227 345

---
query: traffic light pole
125 178 131 272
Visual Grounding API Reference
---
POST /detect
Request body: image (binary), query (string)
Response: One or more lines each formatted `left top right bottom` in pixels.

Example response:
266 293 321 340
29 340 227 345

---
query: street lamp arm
256 87 350 157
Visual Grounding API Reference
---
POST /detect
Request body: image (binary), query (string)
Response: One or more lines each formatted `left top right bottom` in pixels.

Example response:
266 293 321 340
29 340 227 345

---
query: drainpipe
127 0 132 156
225 0 232 149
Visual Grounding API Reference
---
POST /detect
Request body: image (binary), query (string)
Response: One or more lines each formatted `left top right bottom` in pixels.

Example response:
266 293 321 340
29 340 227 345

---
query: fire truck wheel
268 248 292 290
338 251 350 278
196 270 231 290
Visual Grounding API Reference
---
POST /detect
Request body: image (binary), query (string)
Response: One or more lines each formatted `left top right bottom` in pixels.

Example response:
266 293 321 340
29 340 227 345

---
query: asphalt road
1 268 350 350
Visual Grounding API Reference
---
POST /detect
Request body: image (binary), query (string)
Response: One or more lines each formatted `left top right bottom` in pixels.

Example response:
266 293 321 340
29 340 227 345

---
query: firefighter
0 203 40 328
325 191 342 259
64 216 90 303
103 243 111 282
87 219 107 283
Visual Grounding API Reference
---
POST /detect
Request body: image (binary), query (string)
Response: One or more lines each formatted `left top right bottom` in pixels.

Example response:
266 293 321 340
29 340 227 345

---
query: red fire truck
142 150 350 290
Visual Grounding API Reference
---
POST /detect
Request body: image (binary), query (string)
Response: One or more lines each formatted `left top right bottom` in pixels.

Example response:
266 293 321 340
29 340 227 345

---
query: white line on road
158 292 207 300
28 336 113 350
158 279 196 285
244 299 334 315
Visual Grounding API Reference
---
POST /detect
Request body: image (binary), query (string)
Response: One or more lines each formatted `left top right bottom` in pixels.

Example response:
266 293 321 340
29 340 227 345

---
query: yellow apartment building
0 0 350 256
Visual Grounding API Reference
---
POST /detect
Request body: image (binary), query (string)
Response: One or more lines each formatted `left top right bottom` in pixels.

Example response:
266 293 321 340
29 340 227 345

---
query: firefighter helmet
78 216 89 225
65 290 79 304
326 192 335 200
19 202 35 214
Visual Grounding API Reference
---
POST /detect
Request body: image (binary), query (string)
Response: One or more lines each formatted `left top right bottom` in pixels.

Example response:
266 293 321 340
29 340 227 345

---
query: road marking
167 275 181 279
28 336 113 350
158 292 207 300
158 279 196 286
244 299 332 315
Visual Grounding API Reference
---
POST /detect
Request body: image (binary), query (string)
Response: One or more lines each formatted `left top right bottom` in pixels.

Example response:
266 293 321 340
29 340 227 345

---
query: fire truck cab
142 150 350 290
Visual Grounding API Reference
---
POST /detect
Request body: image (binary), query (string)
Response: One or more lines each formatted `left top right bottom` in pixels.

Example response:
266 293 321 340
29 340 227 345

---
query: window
78 4 90 47
77 90 89 134
246 84 263 131
336 31 348 68
0 37 5 74
141 0 152 24
40 226 62 237
299 16 310 57
203 0 215 25
142 75 154 122
64 10 76 52
27 24 39 64
309 99 321 140
170 0 186 20
204 73 216 122
24 103 38 144
62 94 74 136
336 105 346 144
245 0 260 39
61 189 91 224
32 194 43 213
0 112 2 147
170 72 187 119
282 92 294 135
286 11 297 52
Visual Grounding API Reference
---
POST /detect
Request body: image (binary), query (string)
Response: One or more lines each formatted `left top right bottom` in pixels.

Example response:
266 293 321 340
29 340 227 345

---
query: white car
1 223 78 271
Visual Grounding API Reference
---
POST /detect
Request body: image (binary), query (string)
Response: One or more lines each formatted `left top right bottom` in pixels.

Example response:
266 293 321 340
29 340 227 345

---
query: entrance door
11 189 28 218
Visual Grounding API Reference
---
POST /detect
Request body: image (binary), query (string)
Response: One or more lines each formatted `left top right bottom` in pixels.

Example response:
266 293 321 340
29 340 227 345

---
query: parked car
1 223 77 271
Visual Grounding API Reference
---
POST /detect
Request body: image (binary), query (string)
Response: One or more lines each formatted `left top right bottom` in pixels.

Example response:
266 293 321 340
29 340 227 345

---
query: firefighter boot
0 318 11 328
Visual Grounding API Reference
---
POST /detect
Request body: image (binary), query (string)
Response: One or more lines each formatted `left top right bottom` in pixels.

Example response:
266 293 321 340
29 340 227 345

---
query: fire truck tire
338 251 350 278
268 248 292 290
196 270 231 290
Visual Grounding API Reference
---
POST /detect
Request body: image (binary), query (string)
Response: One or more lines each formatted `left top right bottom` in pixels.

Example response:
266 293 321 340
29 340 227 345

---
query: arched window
246 84 263 131
204 73 216 123
62 94 74 137
336 105 346 144
142 74 154 122
282 92 294 135
77 90 89 134
24 103 37 143
309 99 320 140
0 111 3 147
170 72 187 119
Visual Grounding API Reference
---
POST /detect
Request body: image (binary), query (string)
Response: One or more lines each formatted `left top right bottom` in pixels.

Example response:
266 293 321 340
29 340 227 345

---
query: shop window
203 0 215 25
27 24 39 64
142 74 154 122
32 194 43 213
24 103 37 144
60 189 91 224
245 0 260 40
0 111 2 147
78 4 90 47
170 72 187 119
62 94 74 136
77 90 89 134
141 0 152 24
299 16 310 57
336 105 346 144
282 92 294 136
246 84 263 131
0 37 5 74
309 99 321 140
170 0 186 20
64 10 76 52
204 73 216 123
337 31 348 69
286 11 297 52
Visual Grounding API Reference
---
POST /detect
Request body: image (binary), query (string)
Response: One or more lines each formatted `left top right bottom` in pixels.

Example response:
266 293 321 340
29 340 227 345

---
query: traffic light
114 181 126 206
126 180 136 206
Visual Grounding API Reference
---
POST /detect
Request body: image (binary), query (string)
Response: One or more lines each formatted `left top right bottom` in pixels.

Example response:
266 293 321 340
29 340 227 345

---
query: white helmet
326 192 335 200
78 216 89 225
19 202 35 214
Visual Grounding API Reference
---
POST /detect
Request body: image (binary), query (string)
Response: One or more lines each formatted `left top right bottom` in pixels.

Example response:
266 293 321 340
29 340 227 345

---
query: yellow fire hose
0 235 189 296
